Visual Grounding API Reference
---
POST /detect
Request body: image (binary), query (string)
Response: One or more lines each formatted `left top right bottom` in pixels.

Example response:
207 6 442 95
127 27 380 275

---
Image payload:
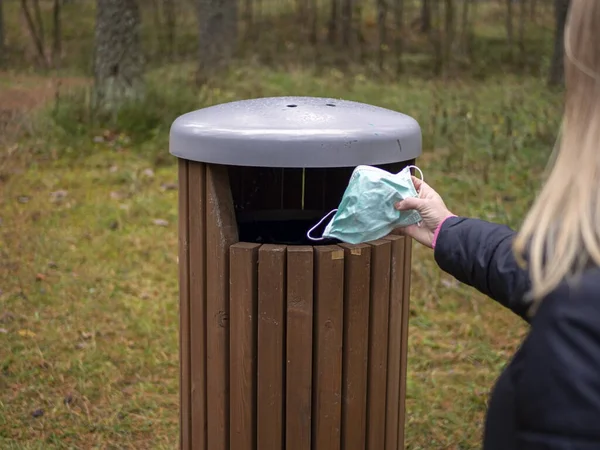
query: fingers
411 176 423 191
394 197 424 211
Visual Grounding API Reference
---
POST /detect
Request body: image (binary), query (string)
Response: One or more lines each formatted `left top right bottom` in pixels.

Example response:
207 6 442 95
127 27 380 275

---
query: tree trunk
420 0 431 33
443 0 454 72
548 0 570 87
377 0 388 71
52 0 62 66
20 0 48 68
518 0 526 58
94 0 144 108
394 0 403 74
309 0 318 44
163 0 176 59
460 0 472 57
197 0 238 84
0 0 4 66
505 0 513 59
429 0 442 75
341 0 352 48
328 0 339 45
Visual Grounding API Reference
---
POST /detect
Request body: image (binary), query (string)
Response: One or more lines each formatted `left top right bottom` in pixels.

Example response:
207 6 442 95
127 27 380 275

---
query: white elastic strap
307 209 337 241
406 165 424 183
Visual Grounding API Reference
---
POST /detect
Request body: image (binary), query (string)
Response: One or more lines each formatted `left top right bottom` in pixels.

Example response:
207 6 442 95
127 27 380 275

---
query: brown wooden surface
313 246 345 450
178 160 191 450
206 165 239 450
339 244 371 450
230 243 261 450
286 246 314 450
366 239 392 450
187 161 207 450
257 245 287 450
383 235 406 450
397 237 413 448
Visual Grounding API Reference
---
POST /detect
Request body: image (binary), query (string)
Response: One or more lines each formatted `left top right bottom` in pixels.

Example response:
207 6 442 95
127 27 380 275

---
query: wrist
431 214 456 249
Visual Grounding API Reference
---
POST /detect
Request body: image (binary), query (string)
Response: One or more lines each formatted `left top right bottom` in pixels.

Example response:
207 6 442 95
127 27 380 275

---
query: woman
395 1 600 449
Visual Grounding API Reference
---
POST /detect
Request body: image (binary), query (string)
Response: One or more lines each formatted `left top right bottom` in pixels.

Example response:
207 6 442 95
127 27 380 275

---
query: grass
0 64 562 449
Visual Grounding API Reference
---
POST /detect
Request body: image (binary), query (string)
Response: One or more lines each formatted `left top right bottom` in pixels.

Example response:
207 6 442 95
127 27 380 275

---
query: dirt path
0 73 89 112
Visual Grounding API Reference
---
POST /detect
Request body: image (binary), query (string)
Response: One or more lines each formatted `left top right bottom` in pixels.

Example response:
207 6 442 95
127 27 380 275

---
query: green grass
0 64 561 448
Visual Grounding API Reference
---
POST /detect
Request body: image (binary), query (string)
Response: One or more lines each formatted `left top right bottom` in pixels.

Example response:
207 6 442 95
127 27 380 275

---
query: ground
0 67 557 449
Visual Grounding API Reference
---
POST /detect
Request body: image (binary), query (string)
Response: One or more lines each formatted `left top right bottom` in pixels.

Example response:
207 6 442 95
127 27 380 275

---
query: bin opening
236 209 340 246
228 162 407 246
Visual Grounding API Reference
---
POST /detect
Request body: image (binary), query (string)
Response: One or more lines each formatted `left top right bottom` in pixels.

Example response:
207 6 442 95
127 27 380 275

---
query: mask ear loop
405 165 425 228
307 209 338 241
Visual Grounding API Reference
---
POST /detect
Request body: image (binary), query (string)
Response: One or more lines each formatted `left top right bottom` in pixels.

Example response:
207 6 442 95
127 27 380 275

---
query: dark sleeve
515 281 600 449
433 216 532 322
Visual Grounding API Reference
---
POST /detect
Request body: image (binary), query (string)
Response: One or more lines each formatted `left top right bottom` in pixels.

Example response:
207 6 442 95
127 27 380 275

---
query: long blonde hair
513 0 600 308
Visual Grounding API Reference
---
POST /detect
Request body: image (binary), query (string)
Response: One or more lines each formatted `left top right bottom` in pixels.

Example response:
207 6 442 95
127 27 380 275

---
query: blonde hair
513 0 600 309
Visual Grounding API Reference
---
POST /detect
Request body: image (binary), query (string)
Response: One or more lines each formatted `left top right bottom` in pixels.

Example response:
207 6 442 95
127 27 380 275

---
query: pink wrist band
432 215 456 249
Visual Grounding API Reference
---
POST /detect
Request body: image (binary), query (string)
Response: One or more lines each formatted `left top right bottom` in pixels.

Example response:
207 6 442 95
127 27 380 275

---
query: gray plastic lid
169 96 421 168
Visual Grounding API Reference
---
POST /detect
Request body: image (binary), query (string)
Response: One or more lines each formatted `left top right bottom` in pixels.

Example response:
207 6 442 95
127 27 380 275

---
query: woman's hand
394 176 454 249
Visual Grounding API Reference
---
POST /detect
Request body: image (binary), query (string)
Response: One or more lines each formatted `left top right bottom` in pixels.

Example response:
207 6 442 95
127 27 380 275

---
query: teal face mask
307 165 423 245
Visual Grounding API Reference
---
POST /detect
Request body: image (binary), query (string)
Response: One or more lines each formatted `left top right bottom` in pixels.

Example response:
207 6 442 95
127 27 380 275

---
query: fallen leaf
0 312 15 323
160 182 177 191
152 219 169 227
18 329 36 338
35 273 46 281
50 190 68 202
441 278 459 288
31 409 44 418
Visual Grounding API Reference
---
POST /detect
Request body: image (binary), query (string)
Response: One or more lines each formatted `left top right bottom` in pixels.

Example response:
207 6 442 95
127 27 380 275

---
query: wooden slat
257 245 287 450
397 238 413 448
382 235 406 450
339 244 371 450
230 243 261 450
286 246 314 450
206 165 239 450
188 161 207 450
313 246 345 450
366 239 392 450
179 159 191 450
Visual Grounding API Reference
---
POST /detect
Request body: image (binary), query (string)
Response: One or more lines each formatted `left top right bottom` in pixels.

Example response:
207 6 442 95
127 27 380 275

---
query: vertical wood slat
188 161 207 450
397 238 413 448
286 247 314 450
339 244 371 450
383 235 406 450
178 160 192 450
257 245 287 450
313 246 345 450
206 165 239 450
230 243 261 450
366 240 392 450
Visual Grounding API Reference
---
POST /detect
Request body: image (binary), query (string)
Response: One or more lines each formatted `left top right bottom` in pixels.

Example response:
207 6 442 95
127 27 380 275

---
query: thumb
394 197 424 212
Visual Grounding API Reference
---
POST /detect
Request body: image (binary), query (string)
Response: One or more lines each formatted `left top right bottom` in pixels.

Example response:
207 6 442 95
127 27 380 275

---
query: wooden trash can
170 97 422 450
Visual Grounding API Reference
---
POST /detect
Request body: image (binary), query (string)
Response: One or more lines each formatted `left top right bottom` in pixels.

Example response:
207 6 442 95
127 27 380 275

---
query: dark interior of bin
228 161 413 245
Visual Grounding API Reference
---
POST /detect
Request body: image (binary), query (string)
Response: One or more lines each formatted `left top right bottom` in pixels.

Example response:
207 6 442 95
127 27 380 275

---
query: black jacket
434 217 600 450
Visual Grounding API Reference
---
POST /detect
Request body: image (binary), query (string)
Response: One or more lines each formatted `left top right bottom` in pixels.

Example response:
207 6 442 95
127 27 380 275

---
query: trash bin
170 96 421 450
